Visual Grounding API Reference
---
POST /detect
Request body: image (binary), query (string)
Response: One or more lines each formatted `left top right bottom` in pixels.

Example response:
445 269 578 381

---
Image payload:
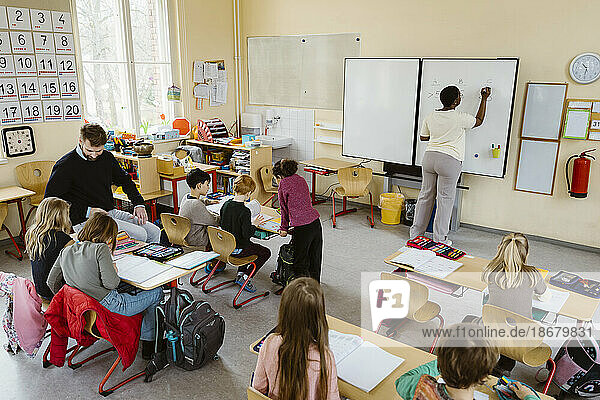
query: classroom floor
0 201 598 400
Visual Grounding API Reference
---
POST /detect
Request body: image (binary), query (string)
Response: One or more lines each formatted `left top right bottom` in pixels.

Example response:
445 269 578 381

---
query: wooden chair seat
412 301 442 323
41 299 51 313
83 310 102 339
248 386 271 400
229 254 258 267
259 166 278 206
334 186 369 198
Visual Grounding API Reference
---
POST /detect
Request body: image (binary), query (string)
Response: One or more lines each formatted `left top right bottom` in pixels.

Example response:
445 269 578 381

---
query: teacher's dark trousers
291 218 323 282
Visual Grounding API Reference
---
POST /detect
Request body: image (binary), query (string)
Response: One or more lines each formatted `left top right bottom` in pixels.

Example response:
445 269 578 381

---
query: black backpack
270 243 297 288
145 287 225 381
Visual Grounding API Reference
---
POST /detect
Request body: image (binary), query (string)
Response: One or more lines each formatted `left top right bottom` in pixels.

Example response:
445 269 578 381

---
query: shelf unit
112 152 160 195
186 140 272 203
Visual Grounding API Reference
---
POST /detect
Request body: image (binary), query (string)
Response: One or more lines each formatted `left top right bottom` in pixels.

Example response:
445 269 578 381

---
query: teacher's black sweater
45 149 144 225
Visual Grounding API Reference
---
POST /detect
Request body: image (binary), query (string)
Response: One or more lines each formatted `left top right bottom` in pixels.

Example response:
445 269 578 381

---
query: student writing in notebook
395 323 538 400
219 174 271 293
25 197 74 301
410 86 490 245
47 213 163 360
273 159 323 282
481 232 550 376
252 277 340 400
179 168 219 250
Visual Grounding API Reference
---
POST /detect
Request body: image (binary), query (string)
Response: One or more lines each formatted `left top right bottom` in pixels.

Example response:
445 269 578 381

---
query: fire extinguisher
566 149 595 198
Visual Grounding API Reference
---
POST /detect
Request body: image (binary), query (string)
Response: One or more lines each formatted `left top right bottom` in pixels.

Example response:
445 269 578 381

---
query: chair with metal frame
248 386 272 400
332 166 374 228
482 304 556 394
259 166 278 207
380 272 444 353
15 161 55 231
202 226 269 309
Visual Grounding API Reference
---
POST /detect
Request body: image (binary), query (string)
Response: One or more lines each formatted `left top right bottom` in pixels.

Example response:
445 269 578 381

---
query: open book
328 330 404 392
116 254 170 284
391 248 462 279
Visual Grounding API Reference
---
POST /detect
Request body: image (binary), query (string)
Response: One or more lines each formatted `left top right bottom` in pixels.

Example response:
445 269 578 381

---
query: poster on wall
0 6 81 125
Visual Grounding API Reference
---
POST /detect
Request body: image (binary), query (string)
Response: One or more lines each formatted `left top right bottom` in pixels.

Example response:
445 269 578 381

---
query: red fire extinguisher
566 149 595 198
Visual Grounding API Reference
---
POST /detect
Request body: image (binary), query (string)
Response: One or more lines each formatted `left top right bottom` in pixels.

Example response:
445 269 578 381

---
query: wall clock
2 126 35 157
570 53 600 84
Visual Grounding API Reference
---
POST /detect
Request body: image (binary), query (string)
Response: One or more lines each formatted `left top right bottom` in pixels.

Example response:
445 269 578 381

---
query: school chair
160 213 211 287
380 272 444 353
259 166 278 207
15 161 55 230
247 386 272 400
482 304 556 394
43 309 145 396
332 167 374 228
202 226 269 309
0 202 23 260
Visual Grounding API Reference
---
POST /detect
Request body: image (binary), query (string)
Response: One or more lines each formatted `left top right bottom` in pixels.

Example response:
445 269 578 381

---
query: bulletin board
562 99 600 141
0 6 82 125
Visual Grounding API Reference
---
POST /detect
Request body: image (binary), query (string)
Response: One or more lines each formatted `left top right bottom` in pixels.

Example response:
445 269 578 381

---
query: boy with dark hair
179 168 219 249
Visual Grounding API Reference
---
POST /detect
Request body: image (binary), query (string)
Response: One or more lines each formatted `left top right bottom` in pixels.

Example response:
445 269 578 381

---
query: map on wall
0 6 82 125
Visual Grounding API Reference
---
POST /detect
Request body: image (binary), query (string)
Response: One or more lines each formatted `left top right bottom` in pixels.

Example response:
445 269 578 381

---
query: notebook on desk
329 330 404 392
117 254 171 284
390 248 462 279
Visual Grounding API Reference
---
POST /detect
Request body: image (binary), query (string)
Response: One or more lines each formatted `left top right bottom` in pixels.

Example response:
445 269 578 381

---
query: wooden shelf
216 169 241 177
314 123 342 132
186 139 270 151
315 136 342 145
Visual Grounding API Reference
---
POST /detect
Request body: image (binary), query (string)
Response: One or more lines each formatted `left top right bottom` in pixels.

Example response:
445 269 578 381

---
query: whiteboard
248 33 360 110
521 83 567 140
415 59 518 177
515 139 559 195
342 58 420 164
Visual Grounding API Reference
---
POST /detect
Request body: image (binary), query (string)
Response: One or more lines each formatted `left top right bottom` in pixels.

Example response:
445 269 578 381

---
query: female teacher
409 85 491 244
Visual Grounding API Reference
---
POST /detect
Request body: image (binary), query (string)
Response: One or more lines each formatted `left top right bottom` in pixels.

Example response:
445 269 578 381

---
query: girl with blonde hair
25 197 72 300
481 232 550 376
253 277 340 400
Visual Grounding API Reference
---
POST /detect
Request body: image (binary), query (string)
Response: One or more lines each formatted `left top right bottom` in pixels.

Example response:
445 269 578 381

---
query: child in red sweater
273 159 323 282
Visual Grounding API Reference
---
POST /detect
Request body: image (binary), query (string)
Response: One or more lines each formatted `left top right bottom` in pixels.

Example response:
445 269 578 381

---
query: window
75 0 174 133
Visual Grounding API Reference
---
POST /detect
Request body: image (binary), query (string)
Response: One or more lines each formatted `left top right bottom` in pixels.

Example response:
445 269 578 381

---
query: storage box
157 158 185 176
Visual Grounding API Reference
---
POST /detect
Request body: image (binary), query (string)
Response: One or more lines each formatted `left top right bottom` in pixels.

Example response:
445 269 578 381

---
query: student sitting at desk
45 123 161 243
273 159 323 282
395 323 538 400
253 277 340 400
179 168 219 249
25 197 73 301
410 86 490 245
481 232 550 376
220 174 271 293
47 213 163 360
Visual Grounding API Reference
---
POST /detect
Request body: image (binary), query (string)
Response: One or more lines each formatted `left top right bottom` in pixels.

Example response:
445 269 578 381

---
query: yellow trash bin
379 192 405 225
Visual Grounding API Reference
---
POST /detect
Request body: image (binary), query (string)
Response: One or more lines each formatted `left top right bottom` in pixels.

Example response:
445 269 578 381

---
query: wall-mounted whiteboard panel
415 59 518 177
521 83 567 140
248 33 360 110
515 139 559 195
342 58 420 164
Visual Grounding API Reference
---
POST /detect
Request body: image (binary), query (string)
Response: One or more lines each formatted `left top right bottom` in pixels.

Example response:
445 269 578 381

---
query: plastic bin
379 192 405 225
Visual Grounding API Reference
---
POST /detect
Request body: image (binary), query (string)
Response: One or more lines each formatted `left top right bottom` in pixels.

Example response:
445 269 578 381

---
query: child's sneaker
235 272 257 293
205 261 225 275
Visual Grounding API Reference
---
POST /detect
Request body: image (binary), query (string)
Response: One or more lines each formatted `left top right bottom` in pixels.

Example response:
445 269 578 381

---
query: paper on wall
217 68 227 82
204 62 218 79
193 60 204 82
193 83 210 99
593 102 600 113
216 82 227 103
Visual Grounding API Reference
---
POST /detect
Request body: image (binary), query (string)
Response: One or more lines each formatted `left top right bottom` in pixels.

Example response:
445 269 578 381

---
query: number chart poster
0 6 81 125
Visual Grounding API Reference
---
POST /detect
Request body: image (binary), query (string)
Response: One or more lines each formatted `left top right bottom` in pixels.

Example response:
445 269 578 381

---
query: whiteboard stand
384 174 468 232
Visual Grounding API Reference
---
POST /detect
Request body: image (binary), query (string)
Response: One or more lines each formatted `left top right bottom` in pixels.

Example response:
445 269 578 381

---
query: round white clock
570 53 600 84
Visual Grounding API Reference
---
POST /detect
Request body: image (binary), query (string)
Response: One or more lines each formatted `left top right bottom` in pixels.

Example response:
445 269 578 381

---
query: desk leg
171 179 179 214
4 198 25 261
16 199 26 242
311 171 317 205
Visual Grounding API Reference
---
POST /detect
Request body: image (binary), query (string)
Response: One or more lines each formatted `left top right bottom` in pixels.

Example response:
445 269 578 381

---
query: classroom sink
256 135 292 149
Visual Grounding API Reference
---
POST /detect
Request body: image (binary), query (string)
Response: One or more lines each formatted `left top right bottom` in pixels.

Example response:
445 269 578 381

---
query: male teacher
409 86 491 244
45 123 161 243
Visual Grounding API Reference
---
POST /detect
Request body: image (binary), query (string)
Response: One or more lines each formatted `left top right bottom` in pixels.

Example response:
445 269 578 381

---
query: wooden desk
249 315 552 400
159 163 219 213
0 186 36 260
122 262 207 290
300 158 360 205
385 249 600 322
113 189 172 222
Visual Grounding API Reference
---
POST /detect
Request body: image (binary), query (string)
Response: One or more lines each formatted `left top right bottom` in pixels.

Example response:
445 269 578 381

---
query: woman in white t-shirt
409 85 490 244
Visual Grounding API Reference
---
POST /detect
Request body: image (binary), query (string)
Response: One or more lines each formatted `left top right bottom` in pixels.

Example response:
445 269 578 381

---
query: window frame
73 0 176 134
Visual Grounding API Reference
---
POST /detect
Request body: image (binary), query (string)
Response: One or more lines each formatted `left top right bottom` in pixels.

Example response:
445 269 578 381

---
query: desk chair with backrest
247 386 271 400
15 161 55 229
202 226 269 309
160 213 211 287
380 272 444 353
0 202 22 260
259 166 278 207
482 304 556 394
332 167 374 229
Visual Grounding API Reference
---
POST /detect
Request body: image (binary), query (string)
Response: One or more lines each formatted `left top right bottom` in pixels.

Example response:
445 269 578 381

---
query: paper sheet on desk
414 257 462 279
328 330 363 364
533 288 570 313
391 248 437 267
117 255 170 284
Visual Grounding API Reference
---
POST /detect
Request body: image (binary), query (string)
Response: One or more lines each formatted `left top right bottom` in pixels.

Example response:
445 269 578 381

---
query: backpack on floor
145 287 225 381
553 335 600 397
270 243 296 288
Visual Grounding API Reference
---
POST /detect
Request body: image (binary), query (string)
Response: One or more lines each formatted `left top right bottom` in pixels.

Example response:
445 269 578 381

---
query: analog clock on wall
2 126 35 157
570 53 600 84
